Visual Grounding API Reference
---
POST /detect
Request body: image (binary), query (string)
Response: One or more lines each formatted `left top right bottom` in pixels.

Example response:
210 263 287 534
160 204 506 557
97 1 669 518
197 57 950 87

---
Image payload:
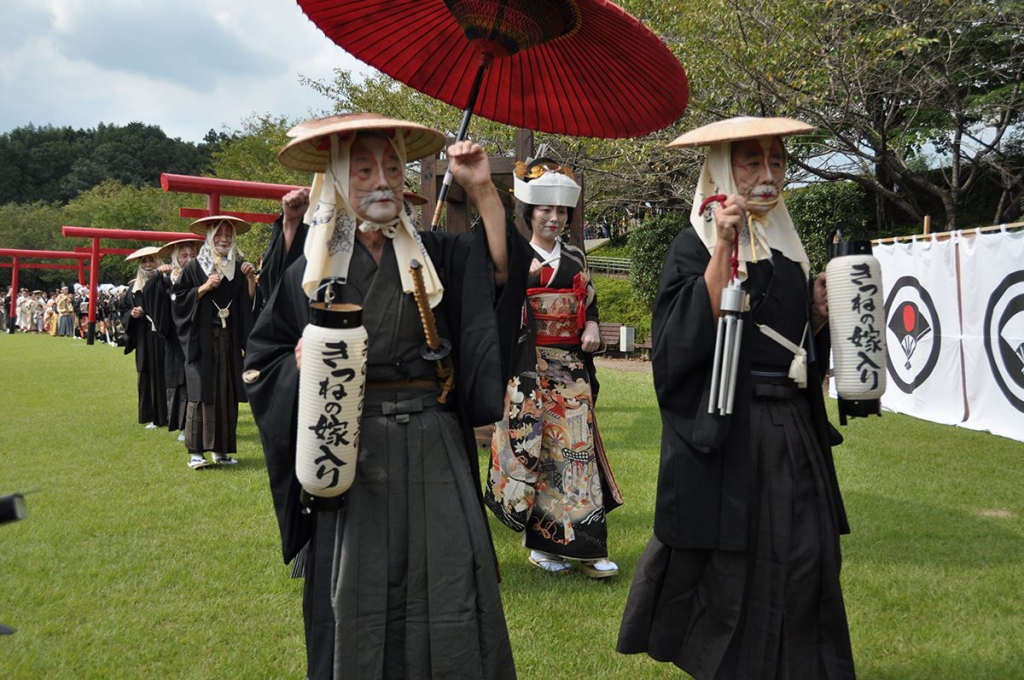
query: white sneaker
177 433 186 442
144 422 158 430
188 455 210 470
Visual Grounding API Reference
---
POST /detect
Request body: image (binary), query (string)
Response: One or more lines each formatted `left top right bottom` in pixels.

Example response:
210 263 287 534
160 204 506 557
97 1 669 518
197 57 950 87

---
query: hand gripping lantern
295 284 368 499
826 239 887 424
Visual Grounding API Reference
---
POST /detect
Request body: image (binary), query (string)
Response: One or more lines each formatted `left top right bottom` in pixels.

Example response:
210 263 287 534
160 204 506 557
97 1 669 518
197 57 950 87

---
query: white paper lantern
826 242 887 424
296 302 367 497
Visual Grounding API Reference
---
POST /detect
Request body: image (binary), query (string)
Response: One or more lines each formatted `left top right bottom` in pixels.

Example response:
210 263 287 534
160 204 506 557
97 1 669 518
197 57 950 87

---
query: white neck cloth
301 133 443 306
689 141 809 280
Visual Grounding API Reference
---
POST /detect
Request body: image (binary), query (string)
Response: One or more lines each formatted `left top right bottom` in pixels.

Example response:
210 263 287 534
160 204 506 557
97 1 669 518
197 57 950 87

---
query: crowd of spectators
2 284 130 344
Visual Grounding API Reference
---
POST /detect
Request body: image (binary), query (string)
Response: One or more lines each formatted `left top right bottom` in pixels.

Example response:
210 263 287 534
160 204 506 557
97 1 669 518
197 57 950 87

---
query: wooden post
923 215 931 236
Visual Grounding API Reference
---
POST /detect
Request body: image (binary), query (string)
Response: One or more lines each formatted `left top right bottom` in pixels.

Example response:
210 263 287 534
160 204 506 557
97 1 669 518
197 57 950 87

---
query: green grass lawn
1 332 1022 679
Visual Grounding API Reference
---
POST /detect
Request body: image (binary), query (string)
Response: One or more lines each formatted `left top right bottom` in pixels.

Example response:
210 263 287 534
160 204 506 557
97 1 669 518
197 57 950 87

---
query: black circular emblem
983 270 1024 413
884 276 941 394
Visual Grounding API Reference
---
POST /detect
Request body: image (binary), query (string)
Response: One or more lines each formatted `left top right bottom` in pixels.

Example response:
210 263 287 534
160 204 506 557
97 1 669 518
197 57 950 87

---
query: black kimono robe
618 227 855 679
122 280 168 427
245 221 529 680
648 227 848 550
144 272 187 432
171 259 258 405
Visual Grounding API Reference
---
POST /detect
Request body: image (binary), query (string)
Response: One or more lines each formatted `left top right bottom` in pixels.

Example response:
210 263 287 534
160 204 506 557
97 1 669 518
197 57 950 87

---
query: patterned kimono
488 242 622 560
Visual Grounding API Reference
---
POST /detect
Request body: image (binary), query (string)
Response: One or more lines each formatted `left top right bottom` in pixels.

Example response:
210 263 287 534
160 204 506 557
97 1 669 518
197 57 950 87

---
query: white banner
872 237 965 425
959 229 1024 442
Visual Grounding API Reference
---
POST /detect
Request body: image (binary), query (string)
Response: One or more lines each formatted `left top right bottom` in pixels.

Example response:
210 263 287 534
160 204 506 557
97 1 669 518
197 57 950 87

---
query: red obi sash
527 269 588 346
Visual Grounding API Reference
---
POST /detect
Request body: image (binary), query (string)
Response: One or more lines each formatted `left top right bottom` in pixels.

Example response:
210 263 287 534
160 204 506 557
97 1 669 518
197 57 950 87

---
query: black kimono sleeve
244 264 309 563
258 216 309 304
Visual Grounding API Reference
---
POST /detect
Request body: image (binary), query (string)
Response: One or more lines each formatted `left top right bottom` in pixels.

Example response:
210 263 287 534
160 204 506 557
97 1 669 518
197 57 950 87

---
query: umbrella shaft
432 54 492 230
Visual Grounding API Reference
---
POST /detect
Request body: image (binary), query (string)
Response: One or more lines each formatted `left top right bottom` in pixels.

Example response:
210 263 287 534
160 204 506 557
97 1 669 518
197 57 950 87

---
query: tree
627 0 1024 232
0 122 215 205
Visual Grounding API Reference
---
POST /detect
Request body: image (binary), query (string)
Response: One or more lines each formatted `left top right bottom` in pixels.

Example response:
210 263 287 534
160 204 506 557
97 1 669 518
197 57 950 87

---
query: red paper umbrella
297 0 689 139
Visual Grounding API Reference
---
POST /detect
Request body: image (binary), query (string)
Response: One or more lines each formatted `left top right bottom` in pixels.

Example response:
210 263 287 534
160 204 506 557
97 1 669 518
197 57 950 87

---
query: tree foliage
628 212 689 308
785 181 873 275
625 0 1024 232
0 122 218 205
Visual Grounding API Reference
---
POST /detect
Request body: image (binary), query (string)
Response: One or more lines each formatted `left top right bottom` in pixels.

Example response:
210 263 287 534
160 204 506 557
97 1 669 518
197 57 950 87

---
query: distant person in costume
150 238 202 441
122 248 169 430
56 287 75 337
245 113 528 680
617 117 855 679
172 216 259 470
486 158 623 578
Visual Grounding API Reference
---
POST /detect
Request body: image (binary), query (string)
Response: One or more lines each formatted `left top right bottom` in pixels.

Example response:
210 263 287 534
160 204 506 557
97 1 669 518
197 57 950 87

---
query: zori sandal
578 558 619 579
528 550 572 574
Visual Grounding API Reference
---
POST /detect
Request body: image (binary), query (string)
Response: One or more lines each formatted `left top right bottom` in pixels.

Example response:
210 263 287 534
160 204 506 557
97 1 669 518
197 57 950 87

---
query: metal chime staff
703 193 751 416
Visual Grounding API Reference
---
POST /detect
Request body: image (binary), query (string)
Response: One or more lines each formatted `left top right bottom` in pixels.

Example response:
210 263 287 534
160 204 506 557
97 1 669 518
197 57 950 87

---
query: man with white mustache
245 114 530 680
618 118 856 679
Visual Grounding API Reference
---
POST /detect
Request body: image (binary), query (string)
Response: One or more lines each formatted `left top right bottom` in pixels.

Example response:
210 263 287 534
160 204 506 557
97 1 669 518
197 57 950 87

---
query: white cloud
0 0 370 142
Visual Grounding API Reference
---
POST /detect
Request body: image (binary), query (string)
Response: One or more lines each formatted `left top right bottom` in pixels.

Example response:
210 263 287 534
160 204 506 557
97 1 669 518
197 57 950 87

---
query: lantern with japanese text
826 241 887 424
295 301 367 498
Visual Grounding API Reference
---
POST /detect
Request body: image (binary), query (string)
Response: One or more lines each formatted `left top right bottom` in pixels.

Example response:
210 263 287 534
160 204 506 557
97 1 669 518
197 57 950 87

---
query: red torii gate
0 249 95 334
161 173 301 223
61 227 192 344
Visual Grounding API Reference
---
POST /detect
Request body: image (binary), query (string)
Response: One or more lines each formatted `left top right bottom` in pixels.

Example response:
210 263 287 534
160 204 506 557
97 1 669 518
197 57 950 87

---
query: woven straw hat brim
279 113 446 172
125 245 164 262
157 237 204 259
187 215 252 237
668 117 817 148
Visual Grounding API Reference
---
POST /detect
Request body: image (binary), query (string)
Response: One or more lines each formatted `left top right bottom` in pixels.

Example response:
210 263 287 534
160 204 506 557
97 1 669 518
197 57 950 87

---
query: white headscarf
168 243 198 285
689 139 809 280
196 222 243 281
302 132 443 306
131 256 164 293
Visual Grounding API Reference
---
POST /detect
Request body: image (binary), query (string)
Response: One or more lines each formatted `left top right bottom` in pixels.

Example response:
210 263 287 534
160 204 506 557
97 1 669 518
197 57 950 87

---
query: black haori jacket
651 228 849 551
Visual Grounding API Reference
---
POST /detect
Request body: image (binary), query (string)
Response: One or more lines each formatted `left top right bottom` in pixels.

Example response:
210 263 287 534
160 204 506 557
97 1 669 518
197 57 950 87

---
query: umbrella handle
431 52 494 231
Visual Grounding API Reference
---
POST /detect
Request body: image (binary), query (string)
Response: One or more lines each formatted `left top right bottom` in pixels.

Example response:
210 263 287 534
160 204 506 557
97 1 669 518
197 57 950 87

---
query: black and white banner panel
959 229 1024 441
873 237 965 425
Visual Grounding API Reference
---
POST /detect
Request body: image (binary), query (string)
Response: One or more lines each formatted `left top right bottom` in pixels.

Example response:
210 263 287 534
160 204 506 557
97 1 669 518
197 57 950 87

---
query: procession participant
258 187 310 304
0 287 9 331
245 113 528 680
16 288 32 332
44 293 58 336
172 216 258 470
56 287 75 337
31 291 48 334
149 238 202 439
617 117 855 679
486 158 622 578
75 286 90 339
122 248 169 429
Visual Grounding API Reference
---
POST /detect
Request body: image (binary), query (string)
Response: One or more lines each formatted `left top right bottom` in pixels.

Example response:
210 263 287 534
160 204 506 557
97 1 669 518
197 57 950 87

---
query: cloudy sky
1 0 371 143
